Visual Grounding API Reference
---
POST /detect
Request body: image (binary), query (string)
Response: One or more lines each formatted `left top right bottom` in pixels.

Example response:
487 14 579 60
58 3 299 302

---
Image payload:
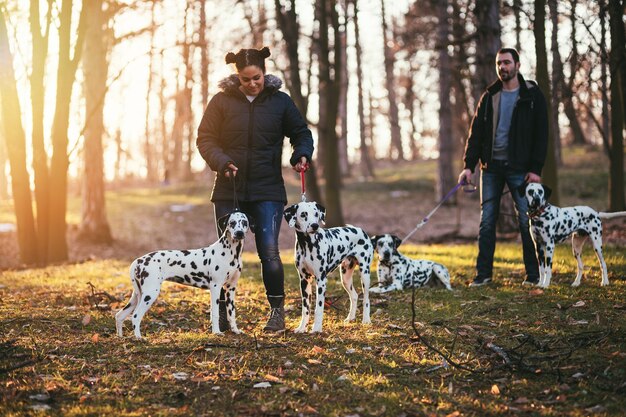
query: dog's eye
229 221 236 227
242 220 248 227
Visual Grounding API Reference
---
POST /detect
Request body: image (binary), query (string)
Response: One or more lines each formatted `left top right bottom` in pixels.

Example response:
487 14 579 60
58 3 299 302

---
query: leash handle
300 170 306 202
229 171 240 211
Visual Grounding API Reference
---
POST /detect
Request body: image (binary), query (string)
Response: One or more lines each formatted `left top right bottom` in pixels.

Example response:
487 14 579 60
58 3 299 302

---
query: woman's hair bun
225 52 237 64
259 47 271 59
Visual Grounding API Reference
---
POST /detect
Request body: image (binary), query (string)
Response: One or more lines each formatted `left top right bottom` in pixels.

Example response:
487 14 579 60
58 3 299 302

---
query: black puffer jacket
463 73 548 176
197 74 314 203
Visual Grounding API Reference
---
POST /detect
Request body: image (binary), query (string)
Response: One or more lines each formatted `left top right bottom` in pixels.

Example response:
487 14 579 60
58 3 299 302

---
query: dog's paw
231 328 244 335
343 316 356 323
601 281 610 287
362 318 371 325
571 281 581 287
310 327 323 333
293 327 307 333
369 286 383 294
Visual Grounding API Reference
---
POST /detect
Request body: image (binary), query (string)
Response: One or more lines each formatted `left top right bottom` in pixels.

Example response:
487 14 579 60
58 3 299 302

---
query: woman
197 47 314 333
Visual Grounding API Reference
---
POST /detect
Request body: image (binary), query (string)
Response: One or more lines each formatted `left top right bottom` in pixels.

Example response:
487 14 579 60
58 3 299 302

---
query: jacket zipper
245 100 255 201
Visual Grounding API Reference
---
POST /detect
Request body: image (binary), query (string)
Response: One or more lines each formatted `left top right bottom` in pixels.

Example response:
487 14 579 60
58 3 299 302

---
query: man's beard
499 68 517 82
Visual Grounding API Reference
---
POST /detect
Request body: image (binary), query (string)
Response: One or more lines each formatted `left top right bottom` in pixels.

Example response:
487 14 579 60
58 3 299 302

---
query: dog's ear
371 235 381 246
283 204 298 228
246 214 256 234
516 182 528 198
391 235 403 249
541 184 552 201
315 203 326 223
217 213 231 235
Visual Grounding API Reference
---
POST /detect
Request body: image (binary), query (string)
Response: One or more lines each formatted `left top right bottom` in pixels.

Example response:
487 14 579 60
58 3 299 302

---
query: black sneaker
469 276 492 287
522 277 539 286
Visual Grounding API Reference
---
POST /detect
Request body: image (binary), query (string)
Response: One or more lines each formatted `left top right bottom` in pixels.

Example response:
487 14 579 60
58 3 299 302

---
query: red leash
300 170 307 202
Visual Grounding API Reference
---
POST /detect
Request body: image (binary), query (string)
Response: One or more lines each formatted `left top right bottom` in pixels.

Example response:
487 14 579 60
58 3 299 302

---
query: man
458 47 548 287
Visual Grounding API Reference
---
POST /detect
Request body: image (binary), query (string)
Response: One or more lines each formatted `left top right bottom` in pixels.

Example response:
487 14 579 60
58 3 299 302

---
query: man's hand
224 163 238 178
525 172 541 183
458 168 472 185
293 156 309 172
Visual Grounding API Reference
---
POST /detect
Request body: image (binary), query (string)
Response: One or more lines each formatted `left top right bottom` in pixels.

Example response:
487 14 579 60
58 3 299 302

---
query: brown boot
263 295 285 333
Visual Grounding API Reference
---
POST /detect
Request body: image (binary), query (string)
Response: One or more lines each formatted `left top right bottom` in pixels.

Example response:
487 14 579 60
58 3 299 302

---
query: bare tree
548 0 562 164
534 0 560 205
608 0 625 210
562 0 587 145
28 0 53 262
352 0 375 178
144 0 158 182
338 1 350 180
314 0 344 226
47 0 88 262
79 0 112 243
0 7 38 263
472 0 500 102
273 0 322 203
436 0 455 202
381 0 403 160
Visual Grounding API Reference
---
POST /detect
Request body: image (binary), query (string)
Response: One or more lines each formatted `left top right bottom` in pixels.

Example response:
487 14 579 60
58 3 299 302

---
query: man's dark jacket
197 74 314 203
463 73 548 176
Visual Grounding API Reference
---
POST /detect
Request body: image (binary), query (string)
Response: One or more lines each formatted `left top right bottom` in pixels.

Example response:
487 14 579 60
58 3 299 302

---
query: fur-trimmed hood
217 74 283 95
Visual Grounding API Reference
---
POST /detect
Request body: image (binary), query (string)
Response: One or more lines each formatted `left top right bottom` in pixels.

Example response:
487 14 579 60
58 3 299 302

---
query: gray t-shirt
493 87 520 161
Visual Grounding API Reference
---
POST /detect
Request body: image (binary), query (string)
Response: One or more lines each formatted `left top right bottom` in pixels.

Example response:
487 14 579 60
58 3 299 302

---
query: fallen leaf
82 314 91 326
572 300 586 308
529 289 544 296
514 397 529 404
91 333 100 343
253 381 271 388
491 384 500 395
312 345 325 354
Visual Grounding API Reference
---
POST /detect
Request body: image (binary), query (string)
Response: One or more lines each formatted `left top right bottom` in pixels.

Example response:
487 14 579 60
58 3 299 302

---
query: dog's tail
599 211 626 220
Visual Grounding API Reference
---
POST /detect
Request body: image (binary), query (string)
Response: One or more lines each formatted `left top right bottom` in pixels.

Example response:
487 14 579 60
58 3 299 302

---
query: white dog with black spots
115 211 252 339
520 183 626 288
370 234 452 293
283 202 373 333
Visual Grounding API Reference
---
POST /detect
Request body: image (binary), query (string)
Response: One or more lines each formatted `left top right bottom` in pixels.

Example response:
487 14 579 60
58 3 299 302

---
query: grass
1 245 625 416
1 146 625 416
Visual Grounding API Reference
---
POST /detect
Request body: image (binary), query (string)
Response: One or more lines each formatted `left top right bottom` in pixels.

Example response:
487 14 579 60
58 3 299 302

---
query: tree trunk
144 0 157 183
564 0 587 145
436 0 456 203
79 0 112 244
199 0 210 109
548 0 562 165
600 0 611 156
381 0 403 160
48 0 87 262
29 0 52 263
608 0 625 210
472 0 501 101
352 0 375 178
0 124 7 201
338 14 350 180
534 0 560 206
315 0 344 226
0 8 39 264
513 0 522 51
274 0 322 203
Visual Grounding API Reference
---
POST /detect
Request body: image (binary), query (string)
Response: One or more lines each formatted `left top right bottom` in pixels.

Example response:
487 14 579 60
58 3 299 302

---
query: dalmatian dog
520 183 626 288
370 234 452 293
283 202 373 333
115 211 252 339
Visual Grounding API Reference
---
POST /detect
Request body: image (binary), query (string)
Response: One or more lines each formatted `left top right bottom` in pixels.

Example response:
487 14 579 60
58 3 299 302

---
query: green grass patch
1 243 625 416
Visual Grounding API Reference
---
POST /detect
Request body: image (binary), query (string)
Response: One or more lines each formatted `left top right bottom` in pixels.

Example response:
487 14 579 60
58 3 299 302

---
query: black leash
229 170 240 212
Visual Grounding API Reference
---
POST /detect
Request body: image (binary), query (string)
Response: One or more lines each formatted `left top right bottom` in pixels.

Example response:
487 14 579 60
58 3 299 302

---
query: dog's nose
382 251 391 259
311 223 319 231
234 231 244 239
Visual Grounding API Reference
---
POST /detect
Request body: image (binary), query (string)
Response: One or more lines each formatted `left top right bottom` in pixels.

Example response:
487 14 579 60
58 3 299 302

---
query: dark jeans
214 201 285 297
477 161 539 280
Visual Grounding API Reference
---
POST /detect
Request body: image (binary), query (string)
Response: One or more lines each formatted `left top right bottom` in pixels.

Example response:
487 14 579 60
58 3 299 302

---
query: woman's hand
224 163 238 178
293 157 309 172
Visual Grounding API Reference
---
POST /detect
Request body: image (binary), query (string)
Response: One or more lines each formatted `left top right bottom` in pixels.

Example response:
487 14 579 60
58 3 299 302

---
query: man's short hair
497 47 520 63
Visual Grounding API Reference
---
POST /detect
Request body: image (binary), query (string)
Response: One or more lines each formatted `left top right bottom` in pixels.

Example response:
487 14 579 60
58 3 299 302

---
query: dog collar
528 204 548 219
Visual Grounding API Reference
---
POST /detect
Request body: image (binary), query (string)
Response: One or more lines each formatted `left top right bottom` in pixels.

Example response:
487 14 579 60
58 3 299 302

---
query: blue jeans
214 201 285 297
477 161 539 280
